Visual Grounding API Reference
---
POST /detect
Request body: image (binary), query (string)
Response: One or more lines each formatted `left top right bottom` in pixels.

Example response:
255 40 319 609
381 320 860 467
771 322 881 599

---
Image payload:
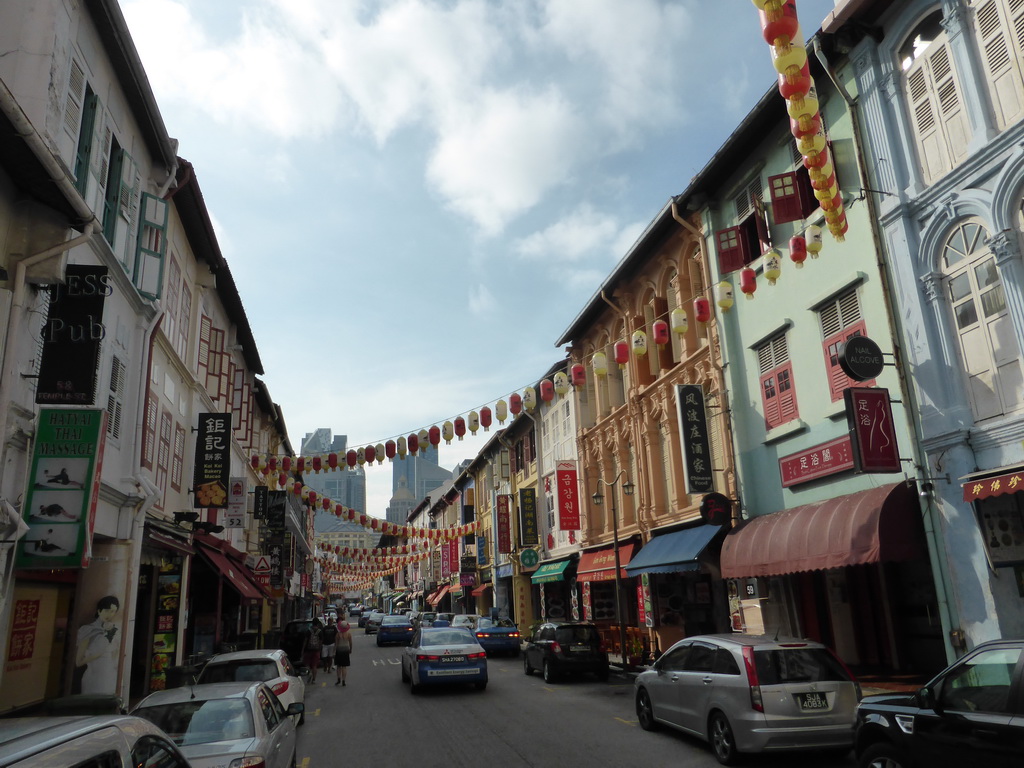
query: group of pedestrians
302 612 353 686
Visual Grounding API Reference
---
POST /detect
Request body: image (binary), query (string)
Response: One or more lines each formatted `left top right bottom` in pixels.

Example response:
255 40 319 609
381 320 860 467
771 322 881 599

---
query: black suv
523 621 609 683
854 638 1024 768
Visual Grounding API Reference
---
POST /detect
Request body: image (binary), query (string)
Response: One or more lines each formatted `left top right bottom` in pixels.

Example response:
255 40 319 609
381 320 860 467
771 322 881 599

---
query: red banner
441 540 451 577
496 495 512 554
779 435 854 487
448 539 459 574
845 387 901 473
556 462 580 530
963 470 1024 502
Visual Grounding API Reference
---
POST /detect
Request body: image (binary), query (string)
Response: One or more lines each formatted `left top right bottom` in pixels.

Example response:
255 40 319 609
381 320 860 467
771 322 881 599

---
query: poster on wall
71 540 131 696
149 556 183 691
1 586 59 710
582 581 592 621
16 408 107 569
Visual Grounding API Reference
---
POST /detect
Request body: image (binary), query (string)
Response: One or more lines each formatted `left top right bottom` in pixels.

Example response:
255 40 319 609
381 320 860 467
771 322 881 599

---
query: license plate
440 656 466 663
797 692 829 711
570 644 590 653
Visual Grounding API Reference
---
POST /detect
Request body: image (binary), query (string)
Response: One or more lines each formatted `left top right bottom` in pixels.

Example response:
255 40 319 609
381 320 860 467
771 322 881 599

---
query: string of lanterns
313 541 436 559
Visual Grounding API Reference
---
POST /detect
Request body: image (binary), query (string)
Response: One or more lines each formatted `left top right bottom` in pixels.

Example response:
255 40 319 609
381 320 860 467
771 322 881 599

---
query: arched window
943 220 1023 421
899 10 970 183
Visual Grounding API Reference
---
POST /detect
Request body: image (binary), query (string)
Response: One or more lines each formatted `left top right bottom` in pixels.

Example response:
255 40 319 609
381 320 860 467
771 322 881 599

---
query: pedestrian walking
304 618 323 683
334 613 353 686
320 616 338 673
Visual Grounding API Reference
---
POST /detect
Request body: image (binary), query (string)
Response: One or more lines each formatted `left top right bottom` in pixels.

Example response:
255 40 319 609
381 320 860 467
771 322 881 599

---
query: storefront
624 523 725 655
530 556 576 623
576 542 638 658
721 481 944 675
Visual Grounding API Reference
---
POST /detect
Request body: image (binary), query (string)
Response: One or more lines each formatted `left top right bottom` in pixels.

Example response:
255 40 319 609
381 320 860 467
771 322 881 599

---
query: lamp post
592 471 634 668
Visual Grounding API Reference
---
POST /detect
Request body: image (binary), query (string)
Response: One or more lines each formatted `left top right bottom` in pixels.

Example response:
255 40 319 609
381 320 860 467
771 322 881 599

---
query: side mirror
287 702 305 716
916 686 937 711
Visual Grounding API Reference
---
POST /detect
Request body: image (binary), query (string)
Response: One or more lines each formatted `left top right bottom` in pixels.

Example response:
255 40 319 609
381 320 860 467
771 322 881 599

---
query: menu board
149 557 182 691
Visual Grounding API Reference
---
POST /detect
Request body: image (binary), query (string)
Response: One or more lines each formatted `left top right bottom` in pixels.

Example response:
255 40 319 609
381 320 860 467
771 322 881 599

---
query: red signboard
440 539 451 577
845 387 901 473
963 470 1024 502
449 539 459 574
779 435 855 487
496 495 512 554
556 462 580 530
7 599 40 662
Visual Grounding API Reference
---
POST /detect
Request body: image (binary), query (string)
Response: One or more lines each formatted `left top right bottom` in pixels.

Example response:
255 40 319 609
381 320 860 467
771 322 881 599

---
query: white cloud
468 283 496 316
514 203 623 263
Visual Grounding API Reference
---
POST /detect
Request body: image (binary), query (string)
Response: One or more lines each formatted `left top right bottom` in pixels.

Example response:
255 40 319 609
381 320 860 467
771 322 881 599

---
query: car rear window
382 616 409 625
201 660 278 683
135 698 254 745
554 626 599 645
422 629 476 646
754 647 852 685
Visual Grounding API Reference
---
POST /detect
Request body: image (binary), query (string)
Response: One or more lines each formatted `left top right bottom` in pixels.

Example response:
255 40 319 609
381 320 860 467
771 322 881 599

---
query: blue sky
121 0 841 517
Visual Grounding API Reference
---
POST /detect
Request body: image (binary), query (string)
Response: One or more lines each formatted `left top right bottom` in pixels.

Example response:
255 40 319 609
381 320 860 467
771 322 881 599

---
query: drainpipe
813 37 958 662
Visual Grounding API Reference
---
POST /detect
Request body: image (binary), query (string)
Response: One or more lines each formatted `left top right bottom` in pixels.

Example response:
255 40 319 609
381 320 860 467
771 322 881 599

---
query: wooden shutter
206 327 224 395
758 336 796 429
142 389 158 469
906 36 969 182
973 0 1024 130
178 287 192 360
820 292 868 400
769 172 803 224
171 424 185 491
86 103 111 215
716 226 749 274
135 193 168 299
197 315 212 375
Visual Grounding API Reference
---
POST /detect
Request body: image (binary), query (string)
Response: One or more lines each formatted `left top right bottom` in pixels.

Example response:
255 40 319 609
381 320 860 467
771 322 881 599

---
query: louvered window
971 0 1024 130
757 335 798 429
106 356 126 440
156 409 172 504
171 424 185 491
197 314 212 377
134 193 167 299
177 287 192 361
717 176 769 274
819 290 870 401
142 389 158 470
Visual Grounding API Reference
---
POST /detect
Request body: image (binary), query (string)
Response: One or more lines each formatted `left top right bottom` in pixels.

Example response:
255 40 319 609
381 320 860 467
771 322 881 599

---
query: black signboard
700 492 732 526
838 336 885 381
519 488 538 546
266 490 287 532
676 385 714 494
268 540 284 589
192 413 231 508
462 487 475 545
36 265 110 405
253 485 269 520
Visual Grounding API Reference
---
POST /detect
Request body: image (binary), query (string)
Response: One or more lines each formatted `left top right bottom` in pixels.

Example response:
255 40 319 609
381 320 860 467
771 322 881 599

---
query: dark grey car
523 621 609 683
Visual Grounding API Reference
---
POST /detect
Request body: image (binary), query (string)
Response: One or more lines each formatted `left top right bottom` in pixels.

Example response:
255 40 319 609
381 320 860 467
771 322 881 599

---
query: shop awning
530 559 573 584
962 466 1024 502
625 524 721 577
427 585 450 606
577 543 636 582
195 543 266 602
721 481 924 578
471 583 491 597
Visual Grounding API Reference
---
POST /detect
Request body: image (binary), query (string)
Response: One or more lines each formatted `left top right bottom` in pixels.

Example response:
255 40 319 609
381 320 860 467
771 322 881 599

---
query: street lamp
592 472 635 668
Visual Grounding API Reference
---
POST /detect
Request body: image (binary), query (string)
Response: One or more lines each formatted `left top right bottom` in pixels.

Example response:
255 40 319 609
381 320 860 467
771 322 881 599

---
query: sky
120 0 841 519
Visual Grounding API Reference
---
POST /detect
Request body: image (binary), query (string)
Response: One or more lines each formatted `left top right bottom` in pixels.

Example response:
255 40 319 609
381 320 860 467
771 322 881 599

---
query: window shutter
142 389 158 469
206 327 223 394
769 172 803 224
795 167 818 219
171 424 185 491
63 60 86 142
776 363 798 422
106 356 126 440
716 226 748 274
178 287 192 361
135 193 168 299
116 154 141 270
198 315 212 374
86 104 111 215
760 369 781 427
973 0 1024 130
156 409 172 499
524 432 532 464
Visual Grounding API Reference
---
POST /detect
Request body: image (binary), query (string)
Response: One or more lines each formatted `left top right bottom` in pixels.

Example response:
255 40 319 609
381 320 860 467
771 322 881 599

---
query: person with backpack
320 616 338 673
304 618 323 683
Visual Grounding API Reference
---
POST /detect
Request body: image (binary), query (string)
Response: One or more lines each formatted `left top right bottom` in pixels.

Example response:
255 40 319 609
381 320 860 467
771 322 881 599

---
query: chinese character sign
676 385 714 494
555 462 581 531
7 599 40 662
496 495 512 554
477 535 488 566
844 387 901 473
441 537 451 577
519 488 538 546
192 413 231 508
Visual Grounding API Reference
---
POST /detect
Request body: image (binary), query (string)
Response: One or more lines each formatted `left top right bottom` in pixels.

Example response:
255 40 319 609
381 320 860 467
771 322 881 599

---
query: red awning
427 585 450 606
962 468 1024 502
720 481 924 578
195 543 266 602
576 543 636 582
471 583 491 597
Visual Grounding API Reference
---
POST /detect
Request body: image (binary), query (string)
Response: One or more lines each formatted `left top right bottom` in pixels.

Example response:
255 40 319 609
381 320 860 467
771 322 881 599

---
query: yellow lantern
468 410 480 434
442 421 454 444
716 281 735 312
631 329 648 357
523 386 537 411
553 372 569 397
670 306 689 337
356 447 365 466
805 225 823 257
764 249 782 285
418 429 429 452
375 443 385 464
593 351 608 377
496 399 508 423
397 436 407 459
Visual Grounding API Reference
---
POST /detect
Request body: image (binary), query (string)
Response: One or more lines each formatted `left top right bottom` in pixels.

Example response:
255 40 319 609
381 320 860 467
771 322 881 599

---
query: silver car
133 681 302 768
197 648 305 725
634 634 861 765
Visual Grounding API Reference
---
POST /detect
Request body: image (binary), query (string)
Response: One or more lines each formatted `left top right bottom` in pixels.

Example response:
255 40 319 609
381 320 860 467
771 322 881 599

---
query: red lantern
365 444 376 464
346 450 357 468
312 456 322 473
278 472 287 487
759 0 799 46
694 296 711 324
385 440 396 459
292 481 302 495
250 454 260 470
408 433 419 455
570 363 586 387
281 456 291 472
789 113 820 140
652 319 670 346
510 393 523 415
540 379 555 402
266 456 276 473
454 417 466 440
614 340 629 368
778 62 811 100
322 496 331 510
740 267 757 298
428 426 440 450
308 491 317 505
296 457 306 474
789 235 807 268
480 406 492 431
327 452 338 470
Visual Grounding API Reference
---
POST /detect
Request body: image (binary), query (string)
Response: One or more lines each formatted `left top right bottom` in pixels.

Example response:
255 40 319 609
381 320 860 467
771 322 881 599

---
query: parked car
196 648 305 725
474 617 521 656
364 610 385 634
347 605 362 618
357 611 370 628
0 715 191 768
634 633 861 765
854 638 1024 768
523 621 609 683
401 627 488 693
377 614 415 646
412 611 437 629
134 681 302 768
451 614 478 630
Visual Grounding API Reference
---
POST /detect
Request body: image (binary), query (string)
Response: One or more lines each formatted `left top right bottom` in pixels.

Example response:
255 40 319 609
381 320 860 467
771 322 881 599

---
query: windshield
201 660 277 683
754 647 853 684
135 698 254 745
421 629 476 646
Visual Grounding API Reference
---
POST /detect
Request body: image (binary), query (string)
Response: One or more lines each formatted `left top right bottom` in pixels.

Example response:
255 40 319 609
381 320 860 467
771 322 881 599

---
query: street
293 631 857 768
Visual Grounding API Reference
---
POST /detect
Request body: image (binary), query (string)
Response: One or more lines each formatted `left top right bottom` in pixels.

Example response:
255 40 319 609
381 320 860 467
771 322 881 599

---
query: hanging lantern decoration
385 440 397 460
631 329 648 358
467 411 479 435
346 449 357 468
652 319 670 347
495 399 508 423
614 340 629 369
786 84 819 138
694 296 711 324
717 280 736 311
292 481 302 496
442 421 454 444
296 457 306 474
397 436 407 458
281 456 292 473
268 456 278 473
311 455 322 473
407 433 419 455
481 406 493 431
375 443 385 464
592 351 609 378
805 225 823 257
278 472 288 488
251 454 260 470
454 416 466 441
570 363 586 388
553 372 570 397
758 0 799 45
509 393 523 416
523 386 537 411
326 452 337 471
670 307 689 337
418 429 430 453
428 425 441 451
739 268 757 300
539 379 555 402
307 490 317 506
789 235 807 268
764 249 782 285
364 445 376 464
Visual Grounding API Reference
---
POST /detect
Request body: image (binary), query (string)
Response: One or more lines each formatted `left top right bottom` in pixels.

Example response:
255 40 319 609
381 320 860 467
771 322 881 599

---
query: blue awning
624 524 721 576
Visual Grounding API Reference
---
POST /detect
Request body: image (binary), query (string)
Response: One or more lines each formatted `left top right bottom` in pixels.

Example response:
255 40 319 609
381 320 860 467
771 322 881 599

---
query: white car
197 648 306 725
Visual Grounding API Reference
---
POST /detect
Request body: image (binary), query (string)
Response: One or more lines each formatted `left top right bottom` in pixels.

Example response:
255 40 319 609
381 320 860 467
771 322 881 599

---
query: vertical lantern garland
755 0 847 242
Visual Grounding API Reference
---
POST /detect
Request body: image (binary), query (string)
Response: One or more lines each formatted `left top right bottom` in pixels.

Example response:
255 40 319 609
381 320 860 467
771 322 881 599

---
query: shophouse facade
826 0 1024 649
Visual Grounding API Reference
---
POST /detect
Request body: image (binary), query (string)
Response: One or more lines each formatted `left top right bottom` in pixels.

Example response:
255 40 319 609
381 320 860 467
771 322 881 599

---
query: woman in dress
76 595 120 694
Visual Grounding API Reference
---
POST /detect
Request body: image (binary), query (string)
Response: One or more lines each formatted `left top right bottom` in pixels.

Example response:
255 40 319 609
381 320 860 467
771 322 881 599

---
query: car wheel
636 688 658 731
709 712 740 766
410 679 420 695
858 742 910 768
523 654 533 675
401 662 409 682
543 660 557 683
475 680 487 691
298 711 305 726
376 637 383 647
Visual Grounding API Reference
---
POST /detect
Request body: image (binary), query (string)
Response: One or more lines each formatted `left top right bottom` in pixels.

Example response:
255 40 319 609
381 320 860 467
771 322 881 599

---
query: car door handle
702 676 713 685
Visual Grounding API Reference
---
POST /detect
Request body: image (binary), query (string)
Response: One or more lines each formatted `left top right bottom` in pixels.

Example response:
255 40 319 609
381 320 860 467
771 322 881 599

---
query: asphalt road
294 629 857 768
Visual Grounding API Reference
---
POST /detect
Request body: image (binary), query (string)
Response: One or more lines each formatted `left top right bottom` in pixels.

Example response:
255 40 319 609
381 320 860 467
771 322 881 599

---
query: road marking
299 759 310 767
387 658 401 665
313 708 320 717
615 717 637 727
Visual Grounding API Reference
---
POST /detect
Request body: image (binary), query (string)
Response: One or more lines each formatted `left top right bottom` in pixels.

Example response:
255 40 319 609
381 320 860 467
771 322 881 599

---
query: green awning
531 559 571 584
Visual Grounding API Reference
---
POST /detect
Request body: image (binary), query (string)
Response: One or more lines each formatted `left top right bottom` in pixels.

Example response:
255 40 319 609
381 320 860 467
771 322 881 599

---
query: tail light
417 654 440 662
229 758 267 768
509 632 520 638
551 641 563 654
468 652 486 660
741 646 763 713
271 680 289 696
827 648 863 700
477 632 490 638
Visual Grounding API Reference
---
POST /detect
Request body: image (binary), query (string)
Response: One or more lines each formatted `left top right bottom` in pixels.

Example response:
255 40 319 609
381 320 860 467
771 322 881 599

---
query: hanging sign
845 387 901 473
838 336 885 381
496 495 512 554
555 462 581 531
17 408 106 568
192 413 231 508
266 490 286 533
253 485 268 520
677 385 714 494
226 477 246 528
441 537 451 577
519 488 538 546
477 535 488 566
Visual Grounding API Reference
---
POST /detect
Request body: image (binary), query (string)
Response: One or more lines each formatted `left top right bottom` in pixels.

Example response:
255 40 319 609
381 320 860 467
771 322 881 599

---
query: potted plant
626 636 645 666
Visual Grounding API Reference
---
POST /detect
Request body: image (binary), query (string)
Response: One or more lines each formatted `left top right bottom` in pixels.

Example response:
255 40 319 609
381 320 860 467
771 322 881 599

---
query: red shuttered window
757 335 798 430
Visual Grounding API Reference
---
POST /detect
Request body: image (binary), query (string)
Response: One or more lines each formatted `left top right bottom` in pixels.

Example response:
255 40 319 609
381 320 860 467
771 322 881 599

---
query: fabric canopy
720 481 924 578
576 543 636 582
471 583 491 597
427 585 450 606
195 542 266 601
624 524 721 577
530 559 572 584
